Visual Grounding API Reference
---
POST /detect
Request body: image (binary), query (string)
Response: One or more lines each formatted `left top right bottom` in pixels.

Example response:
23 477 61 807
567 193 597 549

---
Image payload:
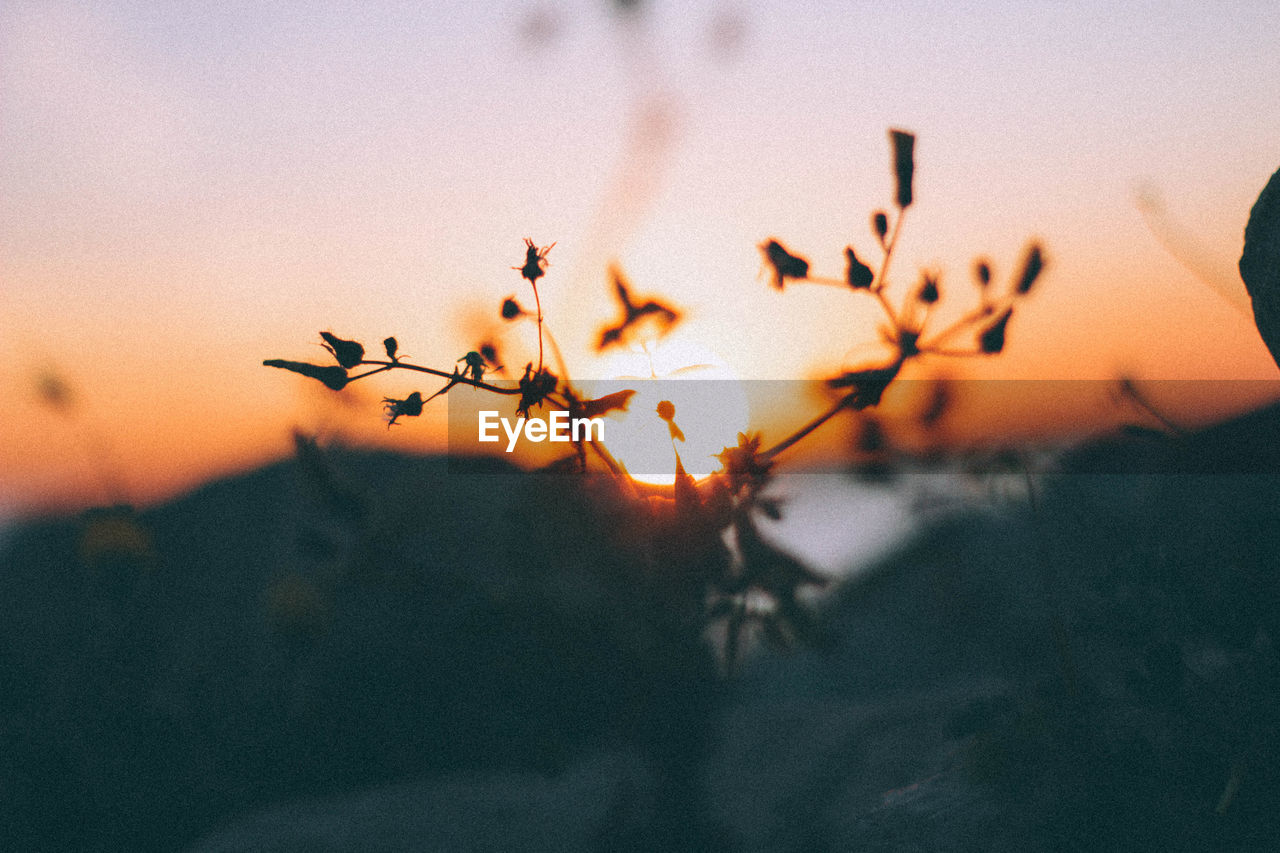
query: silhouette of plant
264 128 1046 672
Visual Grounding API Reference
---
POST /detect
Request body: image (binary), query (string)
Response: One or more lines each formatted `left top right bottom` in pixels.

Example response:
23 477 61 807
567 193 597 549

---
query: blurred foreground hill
4 402 1280 850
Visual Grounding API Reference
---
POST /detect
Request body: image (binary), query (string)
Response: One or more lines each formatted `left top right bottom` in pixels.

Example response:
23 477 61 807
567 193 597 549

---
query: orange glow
3 3 1278 516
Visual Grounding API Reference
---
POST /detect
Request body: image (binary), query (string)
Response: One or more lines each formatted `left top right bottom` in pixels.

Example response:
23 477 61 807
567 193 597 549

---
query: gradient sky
3 0 1280 514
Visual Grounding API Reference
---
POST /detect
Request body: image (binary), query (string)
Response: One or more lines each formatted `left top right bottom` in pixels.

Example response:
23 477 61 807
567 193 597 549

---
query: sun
590 337 750 485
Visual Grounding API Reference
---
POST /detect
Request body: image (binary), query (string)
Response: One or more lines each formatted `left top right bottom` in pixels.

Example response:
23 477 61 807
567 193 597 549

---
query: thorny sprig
263 128 1044 674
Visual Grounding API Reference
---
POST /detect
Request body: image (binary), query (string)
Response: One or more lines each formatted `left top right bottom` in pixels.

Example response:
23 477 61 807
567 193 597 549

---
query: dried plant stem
532 281 545 372
872 210 907 326
762 398 849 462
543 322 570 380
353 360 523 395
921 300 1006 351
802 275 853 289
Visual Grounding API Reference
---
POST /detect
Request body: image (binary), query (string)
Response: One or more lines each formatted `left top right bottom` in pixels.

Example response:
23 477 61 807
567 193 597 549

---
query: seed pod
872 211 889 245
1014 243 1045 295
889 129 916 209
845 246 875 290
918 273 940 304
974 259 992 288
383 337 398 360
979 307 1013 354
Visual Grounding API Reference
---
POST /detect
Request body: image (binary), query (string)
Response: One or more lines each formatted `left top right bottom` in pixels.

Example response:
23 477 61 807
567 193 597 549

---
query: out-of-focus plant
264 128 1046 672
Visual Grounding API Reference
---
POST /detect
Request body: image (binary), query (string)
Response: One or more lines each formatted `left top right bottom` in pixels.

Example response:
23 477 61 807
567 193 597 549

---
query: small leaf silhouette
979 307 1013 354
319 332 365 369
264 360 349 390
845 246 875 289
828 361 902 410
760 239 809 290
596 265 681 351
1013 243 1045 295
383 337 399 360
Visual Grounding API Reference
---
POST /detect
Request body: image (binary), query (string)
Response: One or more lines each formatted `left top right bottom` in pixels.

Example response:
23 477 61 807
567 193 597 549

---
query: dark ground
4 405 1280 851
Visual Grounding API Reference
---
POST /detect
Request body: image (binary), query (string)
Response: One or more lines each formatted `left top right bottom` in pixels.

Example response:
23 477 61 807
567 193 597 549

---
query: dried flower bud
515 238 554 284
918 273 940 304
872 211 889 245
845 246 874 290
383 337 399 360
979 307 1013 354
760 239 809 289
889 128 916 209
458 350 489 382
1014 243 1045 294
382 391 424 427
501 298 523 320
319 332 365 369
974 259 992 288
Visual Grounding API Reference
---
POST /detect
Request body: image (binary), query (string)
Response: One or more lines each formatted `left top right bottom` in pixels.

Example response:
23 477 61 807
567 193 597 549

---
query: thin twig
532 281 545 373
920 298 1008 352
762 398 849 462
871 209 907 327
353 359 523 395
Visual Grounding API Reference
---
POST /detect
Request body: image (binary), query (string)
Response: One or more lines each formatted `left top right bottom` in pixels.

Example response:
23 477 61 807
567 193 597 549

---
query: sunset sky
3 0 1280 515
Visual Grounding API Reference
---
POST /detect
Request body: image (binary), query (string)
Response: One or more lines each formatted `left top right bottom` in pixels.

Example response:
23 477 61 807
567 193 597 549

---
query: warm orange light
594 338 750 485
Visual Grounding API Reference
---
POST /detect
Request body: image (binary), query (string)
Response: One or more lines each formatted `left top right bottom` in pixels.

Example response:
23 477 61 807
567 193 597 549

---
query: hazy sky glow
3 0 1280 512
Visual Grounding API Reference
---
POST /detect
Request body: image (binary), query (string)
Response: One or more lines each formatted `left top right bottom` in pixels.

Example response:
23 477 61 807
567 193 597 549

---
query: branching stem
762 398 849 462
352 359 523 395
